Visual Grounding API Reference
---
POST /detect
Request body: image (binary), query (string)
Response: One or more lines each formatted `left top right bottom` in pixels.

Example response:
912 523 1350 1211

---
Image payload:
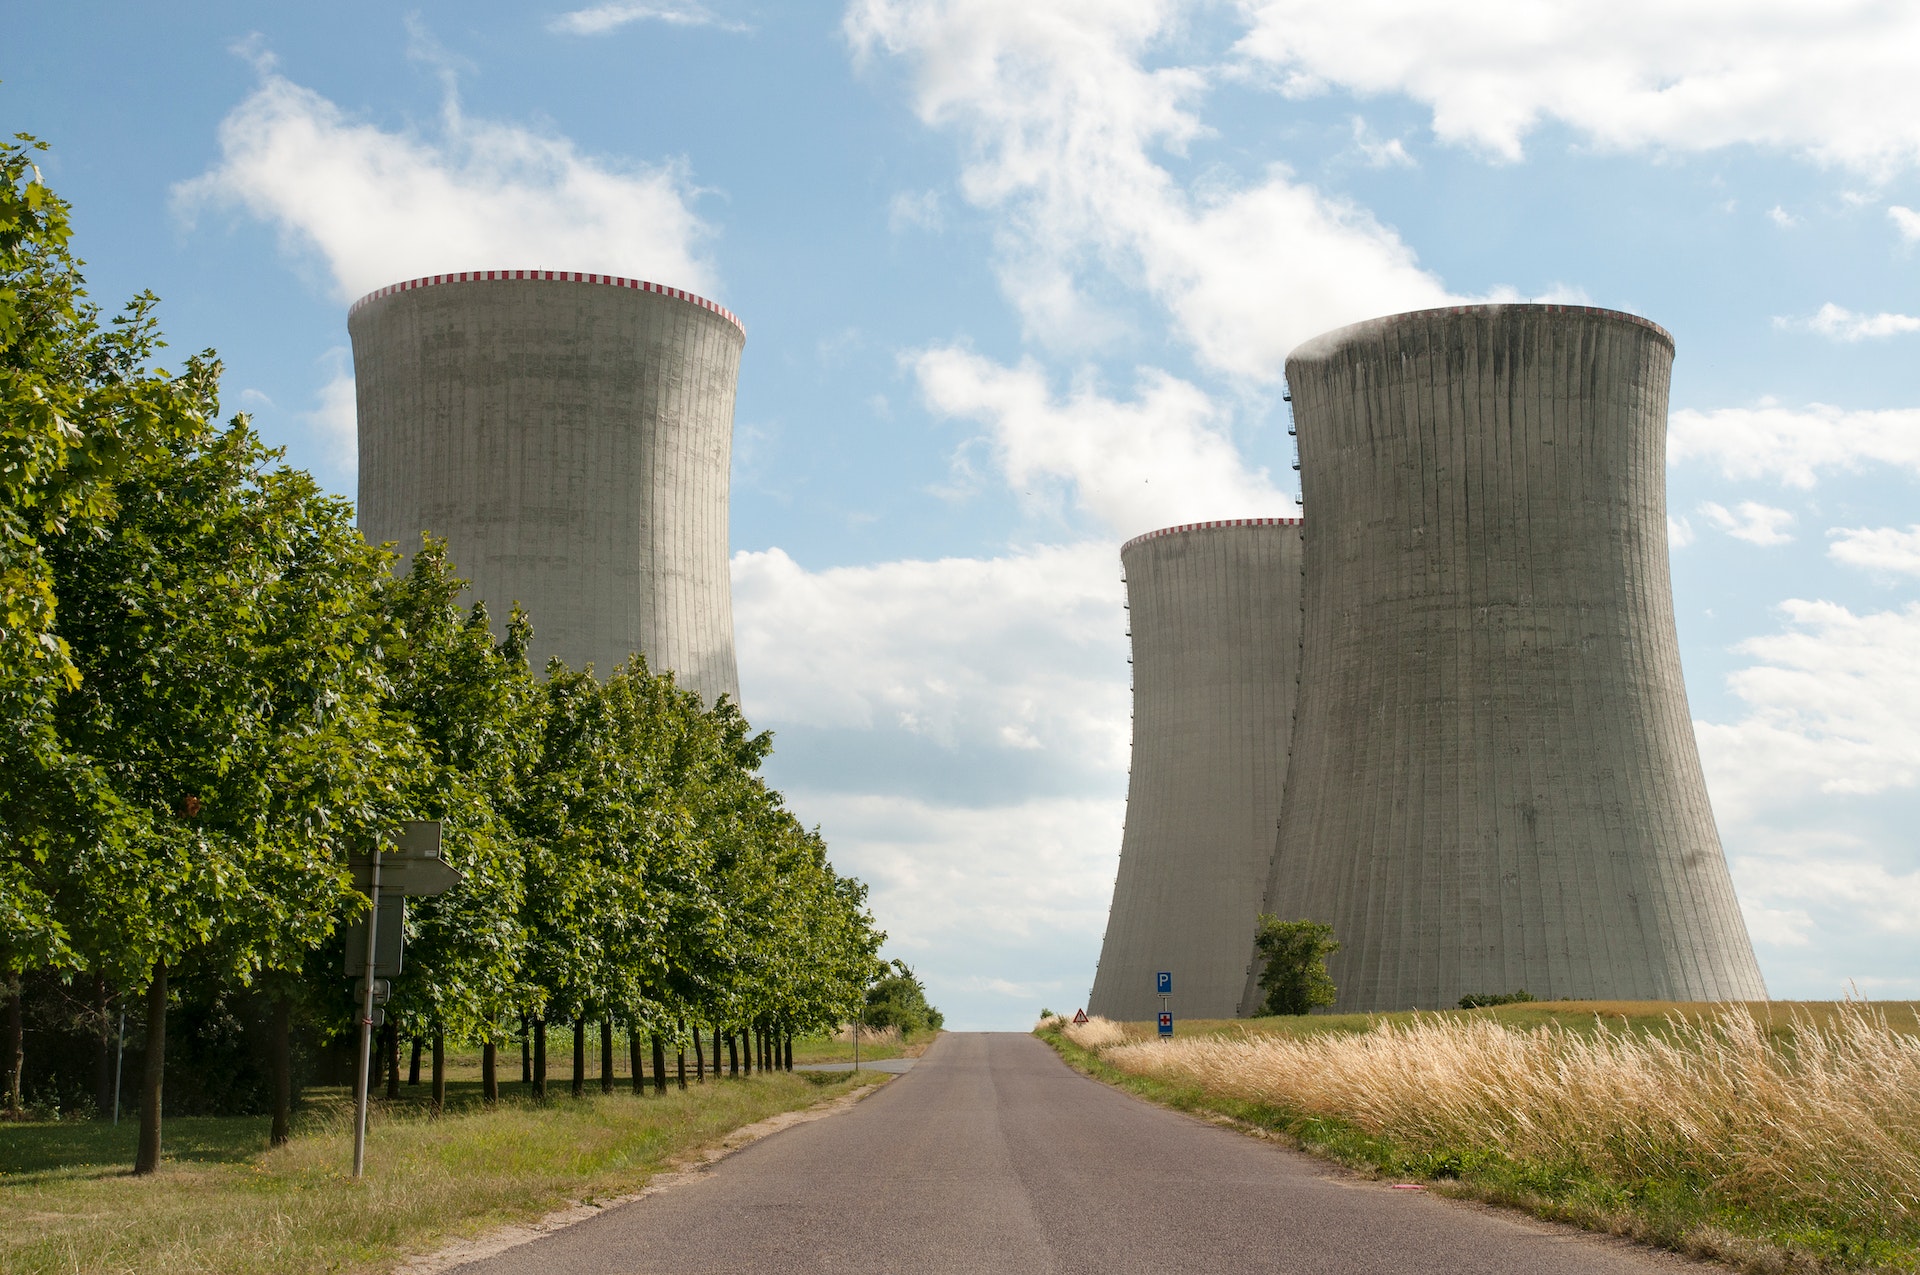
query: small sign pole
351 853 382 1180
1157 971 1172 1040
112 1010 125 1124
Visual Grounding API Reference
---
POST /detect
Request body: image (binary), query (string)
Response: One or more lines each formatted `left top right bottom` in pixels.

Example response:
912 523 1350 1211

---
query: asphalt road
450 1032 1692 1274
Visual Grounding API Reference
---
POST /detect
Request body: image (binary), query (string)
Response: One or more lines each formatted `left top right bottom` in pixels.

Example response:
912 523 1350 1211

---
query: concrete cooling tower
1090 519 1304 1022
351 270 743 705
1254 304 1765 1012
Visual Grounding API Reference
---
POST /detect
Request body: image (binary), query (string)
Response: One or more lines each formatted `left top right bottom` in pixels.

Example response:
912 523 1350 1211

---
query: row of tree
0 134 888 1170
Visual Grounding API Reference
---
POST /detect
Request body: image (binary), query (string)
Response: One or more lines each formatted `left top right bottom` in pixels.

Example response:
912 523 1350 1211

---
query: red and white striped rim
1122 517 1303 551
348 270 744 336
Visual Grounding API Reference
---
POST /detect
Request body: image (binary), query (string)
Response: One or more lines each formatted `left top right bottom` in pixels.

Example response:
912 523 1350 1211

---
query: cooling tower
1252 304 1765 1013
351 270 743 704
1089 519 1304 1022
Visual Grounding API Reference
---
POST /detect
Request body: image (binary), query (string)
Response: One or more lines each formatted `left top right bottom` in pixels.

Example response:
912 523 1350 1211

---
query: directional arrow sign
349 820 462 897
350 856 462 898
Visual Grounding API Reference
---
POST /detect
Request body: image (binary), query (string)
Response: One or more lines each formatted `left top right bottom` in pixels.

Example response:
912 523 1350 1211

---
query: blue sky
12 1 1920 1028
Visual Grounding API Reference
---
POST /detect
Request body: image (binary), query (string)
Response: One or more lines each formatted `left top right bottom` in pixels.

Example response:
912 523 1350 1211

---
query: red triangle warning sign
1072 1009 1088 1024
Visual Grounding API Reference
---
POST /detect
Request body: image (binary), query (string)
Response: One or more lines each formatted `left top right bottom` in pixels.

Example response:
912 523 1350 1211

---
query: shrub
1458 990 1536 1009
1254 917 1339 1015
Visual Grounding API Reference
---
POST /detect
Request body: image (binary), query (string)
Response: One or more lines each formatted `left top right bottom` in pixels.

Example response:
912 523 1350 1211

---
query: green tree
0 135 206 1109
1254 916 1340 1015
47 408 407 1171
373 538 534 1110
863 961 942 1040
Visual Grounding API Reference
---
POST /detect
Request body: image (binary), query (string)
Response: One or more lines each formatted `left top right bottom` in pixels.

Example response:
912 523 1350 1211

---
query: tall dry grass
1062 1016 1133 1051
1098 1004 1920 1232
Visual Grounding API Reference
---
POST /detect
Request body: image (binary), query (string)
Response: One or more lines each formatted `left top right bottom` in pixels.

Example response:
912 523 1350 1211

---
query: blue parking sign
1156 971 1172 995
1158 1011 1173 1036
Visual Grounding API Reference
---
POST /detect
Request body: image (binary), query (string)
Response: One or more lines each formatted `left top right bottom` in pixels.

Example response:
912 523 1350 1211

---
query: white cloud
1236 0 1920 174
177 65 713 301
548 2 749 35
1350 116 1414 168
732 542 1129 765
1766 205 1799 229
887 188 945 233
302 348 358 478
1668 515 1695 549
845 0 1453 379
1829 524 1920 577
1891 205 1920 243
1698 499 1795 546
732 541 1133 1027
786 789 1121 1026
1696 600 1920 823
1668 400 1920 488
1777 302 1920 341
910 346 1289 539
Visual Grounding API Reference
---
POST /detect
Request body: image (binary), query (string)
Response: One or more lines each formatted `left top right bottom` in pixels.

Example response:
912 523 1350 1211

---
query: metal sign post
1157 971 1172 1040
112 1010 125 1124
348 820 459 1181
351 851 382 1180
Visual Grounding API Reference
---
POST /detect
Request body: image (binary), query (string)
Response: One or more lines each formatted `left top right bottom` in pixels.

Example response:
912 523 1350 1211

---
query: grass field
790 1024 935 1066
0 1042 887 1275
1041 1002 1920 1273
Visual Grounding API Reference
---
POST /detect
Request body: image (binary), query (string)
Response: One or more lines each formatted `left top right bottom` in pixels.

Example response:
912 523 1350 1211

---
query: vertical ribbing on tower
350 271 743 704
1090 520 1305 1022
1259 304 1765 1011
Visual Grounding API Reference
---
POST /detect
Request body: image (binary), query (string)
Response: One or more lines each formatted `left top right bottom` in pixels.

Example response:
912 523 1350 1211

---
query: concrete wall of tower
350 271 743 705
1250 304 1766 1012
1090 520 1305 1022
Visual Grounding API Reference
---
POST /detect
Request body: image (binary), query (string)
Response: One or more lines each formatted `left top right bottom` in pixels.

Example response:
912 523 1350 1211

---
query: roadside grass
790 1027 938 1066
0 1061 886 1275
1039 1002 1920 1273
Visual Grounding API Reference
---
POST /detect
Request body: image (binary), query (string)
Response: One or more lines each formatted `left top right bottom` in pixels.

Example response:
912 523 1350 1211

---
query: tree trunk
571 1017 586 1098
675 1018 687 1090
94 971 114 1119
785 1029 793 1072
743 1027 753 1076
482 1040 499 1104
133 961 167 1175
408 1034 422 1086
650 1032 667 1095
431 1023 446 1115
727 1031 738 1076
384 1021 401 1100
520 1013 531 1084
269 993 292 1147
693 1024 705 1082
532 1018 547 1099
600 1021 614 1094
6 969 24 1114
629 1027 644 1095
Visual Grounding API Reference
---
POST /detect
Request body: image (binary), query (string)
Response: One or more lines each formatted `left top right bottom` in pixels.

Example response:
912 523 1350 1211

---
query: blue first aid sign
1156 971 1172 995
1158 1011 1173 1036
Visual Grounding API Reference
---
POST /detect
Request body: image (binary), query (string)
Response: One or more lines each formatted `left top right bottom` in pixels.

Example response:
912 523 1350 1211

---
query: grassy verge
0 1063 886 1275
790 1028 938 1066
1039 1003 1920 1274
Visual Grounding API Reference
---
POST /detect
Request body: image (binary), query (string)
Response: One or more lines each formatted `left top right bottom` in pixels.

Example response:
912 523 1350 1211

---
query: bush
1458 990 1536 1009
1254 917 1339 1015
862 962 944 1040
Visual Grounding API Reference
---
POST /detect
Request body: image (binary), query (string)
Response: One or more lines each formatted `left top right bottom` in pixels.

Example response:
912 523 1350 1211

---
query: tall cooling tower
1254 304 1765 1012
351 270 743 704
1089 519 1304 1022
